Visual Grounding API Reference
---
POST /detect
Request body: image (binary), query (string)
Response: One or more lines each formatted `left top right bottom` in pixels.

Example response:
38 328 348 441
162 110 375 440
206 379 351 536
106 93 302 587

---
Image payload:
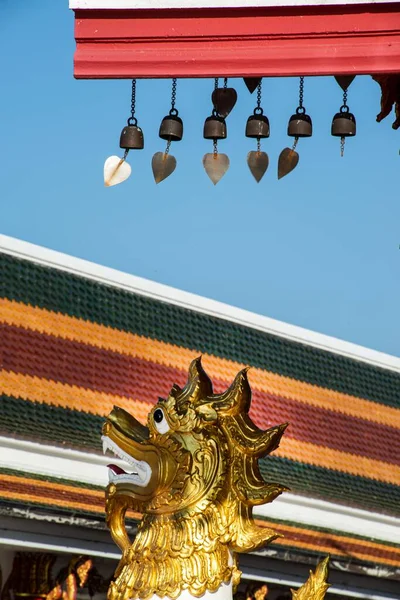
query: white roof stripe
1 435 399 544
1 233 400 373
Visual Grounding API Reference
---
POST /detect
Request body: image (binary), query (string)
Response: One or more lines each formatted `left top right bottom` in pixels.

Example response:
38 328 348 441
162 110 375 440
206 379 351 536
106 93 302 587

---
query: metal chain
256 80 262 110
171 78 177 112
292 137 299 151
213 139 218 155
169 78 179 116
299 76 304 108
128 79 137 125
165 140 171 155
340 136 345 157
343 88 348 107
223 78 228 88
256 80 263 151
214 78 219 91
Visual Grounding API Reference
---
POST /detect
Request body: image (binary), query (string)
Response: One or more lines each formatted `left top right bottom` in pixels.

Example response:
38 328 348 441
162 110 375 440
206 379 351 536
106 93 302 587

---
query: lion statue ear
170 357 213 411
210 368 251 416
196 404 218 422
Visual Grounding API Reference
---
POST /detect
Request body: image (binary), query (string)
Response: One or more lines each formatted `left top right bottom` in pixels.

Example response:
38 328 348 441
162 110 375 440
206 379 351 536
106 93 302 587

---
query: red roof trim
73 3 400 78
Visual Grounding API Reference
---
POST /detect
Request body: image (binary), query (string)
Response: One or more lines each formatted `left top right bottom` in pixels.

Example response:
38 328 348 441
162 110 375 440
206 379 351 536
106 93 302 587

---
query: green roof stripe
1 253 399 409
0 394 102 452
262 457 400 516
0 466 102 491
1 395 399 516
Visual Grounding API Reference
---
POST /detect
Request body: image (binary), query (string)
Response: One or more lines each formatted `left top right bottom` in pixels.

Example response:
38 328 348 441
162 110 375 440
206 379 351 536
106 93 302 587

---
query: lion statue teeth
102 357 329 600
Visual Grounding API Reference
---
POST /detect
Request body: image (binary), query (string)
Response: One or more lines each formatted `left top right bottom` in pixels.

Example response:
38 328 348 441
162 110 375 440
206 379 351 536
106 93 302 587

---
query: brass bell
203 111 227 140
119 120 144 150
288 108 312 137
331 107 356 137
159 110 183 142
245 110 270 139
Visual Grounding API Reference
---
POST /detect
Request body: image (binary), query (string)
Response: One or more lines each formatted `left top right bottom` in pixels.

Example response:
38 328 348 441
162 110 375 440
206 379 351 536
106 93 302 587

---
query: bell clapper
152 78 181 184
340 136 345 157
246 80 270 183
213 139 218 159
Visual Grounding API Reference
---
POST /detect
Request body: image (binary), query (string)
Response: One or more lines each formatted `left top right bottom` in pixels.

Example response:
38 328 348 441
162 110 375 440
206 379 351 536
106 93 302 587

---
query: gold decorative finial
291 557 330 600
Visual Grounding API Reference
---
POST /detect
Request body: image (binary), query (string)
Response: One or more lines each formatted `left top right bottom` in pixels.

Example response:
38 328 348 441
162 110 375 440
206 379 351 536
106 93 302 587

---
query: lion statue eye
153 408 170 434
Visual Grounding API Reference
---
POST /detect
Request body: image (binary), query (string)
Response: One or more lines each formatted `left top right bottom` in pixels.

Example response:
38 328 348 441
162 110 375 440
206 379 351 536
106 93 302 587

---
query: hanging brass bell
245 110 270 139
288 108 312 137
159 110 183 142
203 111 227 140
331 107 356 137
119 121 144 150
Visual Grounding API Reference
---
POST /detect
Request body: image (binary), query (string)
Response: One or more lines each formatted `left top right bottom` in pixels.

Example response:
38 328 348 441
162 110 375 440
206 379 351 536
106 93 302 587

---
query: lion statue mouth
102 435 151 486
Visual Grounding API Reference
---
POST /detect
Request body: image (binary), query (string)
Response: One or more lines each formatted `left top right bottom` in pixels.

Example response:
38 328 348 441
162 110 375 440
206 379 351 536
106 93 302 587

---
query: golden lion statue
102 358 330 600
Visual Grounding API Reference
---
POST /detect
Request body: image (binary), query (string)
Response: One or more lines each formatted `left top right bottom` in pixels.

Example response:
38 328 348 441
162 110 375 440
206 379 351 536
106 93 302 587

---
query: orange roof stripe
258 520 400 558
0 370 151 422
275 437 400 485
1 299 398 429
0 473 102 496
1 370 399 485
271 537 400 568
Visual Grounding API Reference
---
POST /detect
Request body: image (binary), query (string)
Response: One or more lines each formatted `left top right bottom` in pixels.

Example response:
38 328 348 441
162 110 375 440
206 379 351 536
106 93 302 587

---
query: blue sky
1 1 399 357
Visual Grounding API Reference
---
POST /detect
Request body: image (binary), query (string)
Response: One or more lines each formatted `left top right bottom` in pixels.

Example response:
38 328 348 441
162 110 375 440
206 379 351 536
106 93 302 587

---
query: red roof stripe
1 323 399 466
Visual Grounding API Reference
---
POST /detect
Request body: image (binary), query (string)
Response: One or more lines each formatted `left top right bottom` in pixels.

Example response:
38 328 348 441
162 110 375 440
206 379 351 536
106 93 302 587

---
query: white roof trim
1 233 400 373
69 0 400 10
1 436 399 544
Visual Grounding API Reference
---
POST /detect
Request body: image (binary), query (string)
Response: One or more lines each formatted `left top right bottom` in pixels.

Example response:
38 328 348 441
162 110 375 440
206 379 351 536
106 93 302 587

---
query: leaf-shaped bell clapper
120 118 144 150
331 106 356 138
159 109 183 142
287 107 312 138
245 109 270 139
203 111 227 140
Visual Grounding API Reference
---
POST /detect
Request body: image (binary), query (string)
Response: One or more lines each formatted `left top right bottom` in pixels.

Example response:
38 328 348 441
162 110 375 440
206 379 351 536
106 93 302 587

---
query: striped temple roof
0 237 399 575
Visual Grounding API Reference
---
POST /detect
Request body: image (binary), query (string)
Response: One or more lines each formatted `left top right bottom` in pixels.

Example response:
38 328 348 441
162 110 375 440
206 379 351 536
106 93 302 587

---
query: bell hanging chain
256 81 262 152
298 76 304 110
340 88 348 157
256 80 262 112
342 87 348 109
170 78 177 115
340 88 347 157
128 79 137 126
